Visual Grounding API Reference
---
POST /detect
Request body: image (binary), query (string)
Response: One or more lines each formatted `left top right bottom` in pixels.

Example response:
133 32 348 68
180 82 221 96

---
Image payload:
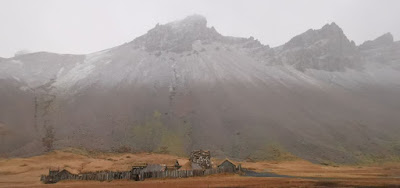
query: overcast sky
0 0 399 58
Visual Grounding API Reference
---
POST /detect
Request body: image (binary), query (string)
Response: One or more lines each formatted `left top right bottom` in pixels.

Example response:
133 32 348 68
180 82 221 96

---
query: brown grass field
1 148 400 187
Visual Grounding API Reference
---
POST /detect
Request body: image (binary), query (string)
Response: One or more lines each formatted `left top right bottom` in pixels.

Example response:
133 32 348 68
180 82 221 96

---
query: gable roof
58 169 73 175
218 159 236 167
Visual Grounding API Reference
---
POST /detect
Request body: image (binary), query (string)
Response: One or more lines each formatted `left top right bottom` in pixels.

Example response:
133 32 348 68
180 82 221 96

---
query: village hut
218 159 236 172
131 163 147 174
130 162 148 181
41 168 75 184
56 169 74 180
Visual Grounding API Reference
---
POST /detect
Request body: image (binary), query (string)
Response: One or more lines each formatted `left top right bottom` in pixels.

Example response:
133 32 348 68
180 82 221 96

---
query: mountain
360 32 394 50
275 22 361 72
1 15 400 163
359 33 400 69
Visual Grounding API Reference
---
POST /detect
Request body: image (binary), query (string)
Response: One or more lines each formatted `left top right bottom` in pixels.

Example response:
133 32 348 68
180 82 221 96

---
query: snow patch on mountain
52 50 111 95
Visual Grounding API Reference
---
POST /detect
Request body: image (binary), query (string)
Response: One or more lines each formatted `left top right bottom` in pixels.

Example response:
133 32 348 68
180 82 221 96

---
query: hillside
0 15 400 163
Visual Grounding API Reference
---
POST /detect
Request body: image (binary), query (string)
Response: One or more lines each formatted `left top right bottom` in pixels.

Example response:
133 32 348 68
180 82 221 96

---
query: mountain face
1 15 400 163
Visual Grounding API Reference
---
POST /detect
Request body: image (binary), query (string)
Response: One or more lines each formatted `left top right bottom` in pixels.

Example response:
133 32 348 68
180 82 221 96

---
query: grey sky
0 0 399 58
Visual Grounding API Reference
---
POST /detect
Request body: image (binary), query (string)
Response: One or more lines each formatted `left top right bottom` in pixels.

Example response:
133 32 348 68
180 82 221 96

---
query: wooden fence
41 171 137 183
41 168 236 184
141 168 234 179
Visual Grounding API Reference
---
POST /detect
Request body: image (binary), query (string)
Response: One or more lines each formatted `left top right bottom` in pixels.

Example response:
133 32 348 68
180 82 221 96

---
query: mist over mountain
1 15 400 163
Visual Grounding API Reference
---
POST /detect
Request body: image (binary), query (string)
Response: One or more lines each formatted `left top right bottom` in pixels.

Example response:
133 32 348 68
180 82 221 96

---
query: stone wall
189 150 212 169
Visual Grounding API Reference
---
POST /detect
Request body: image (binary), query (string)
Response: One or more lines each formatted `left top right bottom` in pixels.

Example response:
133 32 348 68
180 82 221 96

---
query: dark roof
218 159 236 167
58 169 73 175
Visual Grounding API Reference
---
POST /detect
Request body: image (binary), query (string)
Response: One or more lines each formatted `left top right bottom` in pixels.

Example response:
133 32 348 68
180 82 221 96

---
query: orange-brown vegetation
1 148 400 187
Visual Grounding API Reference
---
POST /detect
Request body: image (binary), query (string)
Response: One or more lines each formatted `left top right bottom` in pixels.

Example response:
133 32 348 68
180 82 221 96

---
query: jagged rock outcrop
276 22 361 71
130 15 223 53
359 33 400 67
359 33 394 50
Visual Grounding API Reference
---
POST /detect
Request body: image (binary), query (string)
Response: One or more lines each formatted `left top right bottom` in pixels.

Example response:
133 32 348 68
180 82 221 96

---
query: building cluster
40 150 239 184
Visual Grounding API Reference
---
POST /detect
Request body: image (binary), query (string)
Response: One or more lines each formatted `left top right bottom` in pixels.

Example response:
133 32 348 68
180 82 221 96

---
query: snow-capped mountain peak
130 14 222 53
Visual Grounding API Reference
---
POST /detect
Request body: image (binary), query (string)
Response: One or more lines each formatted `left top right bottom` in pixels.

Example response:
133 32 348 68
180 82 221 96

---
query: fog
1 0 400 166
0 0 399 57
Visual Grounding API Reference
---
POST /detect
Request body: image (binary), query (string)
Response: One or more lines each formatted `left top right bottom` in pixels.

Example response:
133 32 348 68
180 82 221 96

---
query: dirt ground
1 148 400 187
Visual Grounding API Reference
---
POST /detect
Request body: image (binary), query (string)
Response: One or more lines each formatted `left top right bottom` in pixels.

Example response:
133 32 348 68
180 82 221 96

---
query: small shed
131 163 148 174
56 169 74 180
218 159 236 172
42 168 74 184
130 163 148 181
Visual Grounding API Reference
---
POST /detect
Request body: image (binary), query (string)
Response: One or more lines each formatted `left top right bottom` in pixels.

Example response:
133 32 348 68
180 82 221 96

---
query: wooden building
217 159 236 172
